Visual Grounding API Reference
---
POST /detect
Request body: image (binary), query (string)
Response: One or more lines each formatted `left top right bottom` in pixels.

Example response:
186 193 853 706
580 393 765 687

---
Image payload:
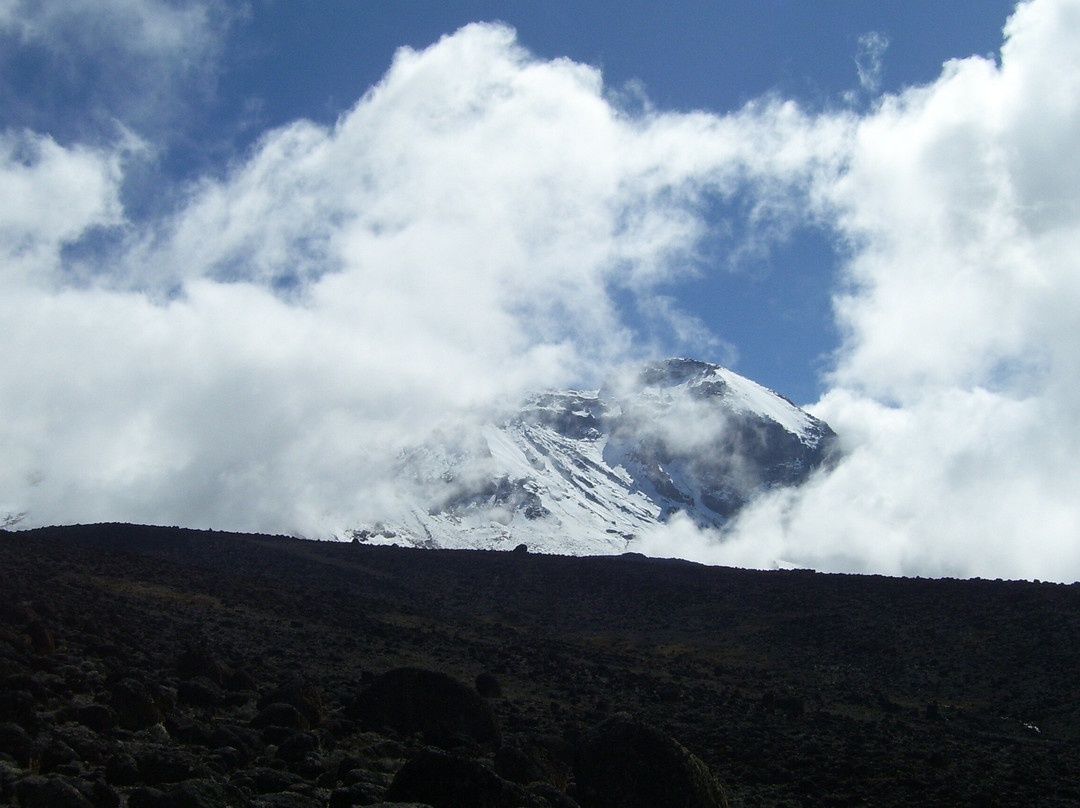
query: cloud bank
3 0 1080 580
0 18 846 536
641 0 1080 581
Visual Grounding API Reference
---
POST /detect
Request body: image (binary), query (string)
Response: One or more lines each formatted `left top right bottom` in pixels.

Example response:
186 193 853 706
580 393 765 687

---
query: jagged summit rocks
351 358 837 554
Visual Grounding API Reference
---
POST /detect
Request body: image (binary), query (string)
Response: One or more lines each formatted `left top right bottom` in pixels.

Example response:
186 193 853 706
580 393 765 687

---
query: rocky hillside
2 523 1079 807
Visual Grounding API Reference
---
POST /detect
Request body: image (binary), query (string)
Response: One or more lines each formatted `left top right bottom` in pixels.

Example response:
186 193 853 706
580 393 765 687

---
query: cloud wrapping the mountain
3 0 1080 580
642 0 1080 580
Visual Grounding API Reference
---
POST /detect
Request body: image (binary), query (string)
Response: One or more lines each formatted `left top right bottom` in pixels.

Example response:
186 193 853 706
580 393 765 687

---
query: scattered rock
4 525 1080 808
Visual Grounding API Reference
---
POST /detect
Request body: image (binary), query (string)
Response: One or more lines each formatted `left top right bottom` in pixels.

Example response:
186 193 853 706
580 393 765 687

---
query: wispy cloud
0 0 235 144
854 31 889 94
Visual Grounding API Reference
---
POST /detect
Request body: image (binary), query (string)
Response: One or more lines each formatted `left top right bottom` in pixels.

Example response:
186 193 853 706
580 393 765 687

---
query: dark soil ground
2 523 1080 807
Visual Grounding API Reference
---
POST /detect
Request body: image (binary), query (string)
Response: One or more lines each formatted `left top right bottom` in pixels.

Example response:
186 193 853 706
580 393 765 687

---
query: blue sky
4 0 1080 580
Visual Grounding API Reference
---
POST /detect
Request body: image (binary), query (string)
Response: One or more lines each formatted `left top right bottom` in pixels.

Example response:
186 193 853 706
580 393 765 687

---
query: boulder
176 647 233 686
105 752 141 786
26 621 56 655
257 679 322 728
229 765 304 795
156 778 251 808
249 702 309 732
177 677 224 709
135 747 213 786
0 721 35 766
347 667 500 750
74 702 116 733
12 774 94 808
275 730 322 765
110 678 166 730
494 734 573 791
573 714 728 808
328 782 388 807
0 689 38 729
383 748 534 808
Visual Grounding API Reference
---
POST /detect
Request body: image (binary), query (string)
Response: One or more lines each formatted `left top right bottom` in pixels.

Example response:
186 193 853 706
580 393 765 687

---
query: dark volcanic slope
3 523 1080 807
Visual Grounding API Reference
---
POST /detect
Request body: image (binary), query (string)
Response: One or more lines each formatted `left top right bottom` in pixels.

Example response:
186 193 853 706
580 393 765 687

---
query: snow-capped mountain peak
347 359 837 555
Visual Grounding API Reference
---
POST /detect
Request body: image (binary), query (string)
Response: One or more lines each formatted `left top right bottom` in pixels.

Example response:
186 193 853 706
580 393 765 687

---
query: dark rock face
603 359 838 523
348 667 502 750
437 475 551 522
574 714 728 808
521 392 606 441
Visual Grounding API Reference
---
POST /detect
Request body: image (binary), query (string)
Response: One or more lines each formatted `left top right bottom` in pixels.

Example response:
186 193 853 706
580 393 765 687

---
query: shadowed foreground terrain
2 523 1079 807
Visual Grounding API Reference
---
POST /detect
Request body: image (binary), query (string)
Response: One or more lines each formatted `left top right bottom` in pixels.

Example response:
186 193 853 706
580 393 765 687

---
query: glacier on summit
347 359 838 554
